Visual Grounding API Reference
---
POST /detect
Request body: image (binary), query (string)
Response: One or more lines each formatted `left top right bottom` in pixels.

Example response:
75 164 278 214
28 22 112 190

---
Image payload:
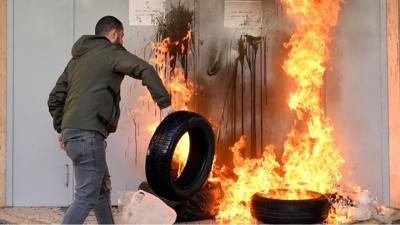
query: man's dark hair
95 16 123 35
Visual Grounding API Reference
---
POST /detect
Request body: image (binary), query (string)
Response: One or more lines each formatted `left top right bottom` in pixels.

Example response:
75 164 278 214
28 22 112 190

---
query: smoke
193 0 297 163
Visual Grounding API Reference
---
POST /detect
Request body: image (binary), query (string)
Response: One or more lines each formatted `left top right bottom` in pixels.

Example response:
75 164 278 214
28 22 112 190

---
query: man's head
95 16 124 45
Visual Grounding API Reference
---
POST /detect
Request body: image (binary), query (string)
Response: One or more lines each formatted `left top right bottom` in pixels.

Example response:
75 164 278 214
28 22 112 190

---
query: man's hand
161 105 175 118
58 134 65 150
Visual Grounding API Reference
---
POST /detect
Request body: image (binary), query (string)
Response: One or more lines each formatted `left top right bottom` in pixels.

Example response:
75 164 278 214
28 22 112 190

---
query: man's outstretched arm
110 46 172 110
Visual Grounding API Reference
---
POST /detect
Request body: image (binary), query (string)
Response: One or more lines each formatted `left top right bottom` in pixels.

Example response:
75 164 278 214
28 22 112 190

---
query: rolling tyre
146 111 215 201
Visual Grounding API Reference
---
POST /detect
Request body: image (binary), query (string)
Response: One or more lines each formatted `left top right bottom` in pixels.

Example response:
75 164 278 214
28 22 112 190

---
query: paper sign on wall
129 0 166 26
224 0 262 28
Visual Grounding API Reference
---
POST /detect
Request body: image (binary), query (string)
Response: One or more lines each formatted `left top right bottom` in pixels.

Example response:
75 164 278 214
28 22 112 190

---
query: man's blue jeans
61 129 115 224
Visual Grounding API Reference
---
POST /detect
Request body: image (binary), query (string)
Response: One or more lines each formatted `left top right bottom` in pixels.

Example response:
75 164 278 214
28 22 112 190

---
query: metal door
9 0 74 206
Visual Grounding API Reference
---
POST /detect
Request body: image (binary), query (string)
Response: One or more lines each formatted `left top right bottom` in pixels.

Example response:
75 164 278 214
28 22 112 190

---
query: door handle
65 164 69 188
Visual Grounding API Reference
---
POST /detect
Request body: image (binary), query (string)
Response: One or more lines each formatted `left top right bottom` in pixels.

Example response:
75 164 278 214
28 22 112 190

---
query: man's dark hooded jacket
48 35 171 137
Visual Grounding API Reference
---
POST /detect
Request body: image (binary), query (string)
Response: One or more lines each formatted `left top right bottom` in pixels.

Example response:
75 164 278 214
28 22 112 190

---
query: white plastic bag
120 190 177 224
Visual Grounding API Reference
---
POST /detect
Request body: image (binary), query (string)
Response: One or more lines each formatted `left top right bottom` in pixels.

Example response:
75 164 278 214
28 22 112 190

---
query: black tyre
250 189 331 224
146 111 215 201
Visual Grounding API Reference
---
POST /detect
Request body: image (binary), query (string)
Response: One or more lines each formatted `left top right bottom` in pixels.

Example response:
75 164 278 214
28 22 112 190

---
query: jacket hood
72 35 110 58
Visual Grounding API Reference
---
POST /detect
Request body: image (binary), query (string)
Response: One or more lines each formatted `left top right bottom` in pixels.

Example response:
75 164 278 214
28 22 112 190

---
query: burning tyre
146 111 215 201
250 189 331 224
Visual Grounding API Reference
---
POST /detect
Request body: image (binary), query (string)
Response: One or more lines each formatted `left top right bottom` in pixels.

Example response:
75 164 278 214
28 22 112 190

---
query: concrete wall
327 0 390 203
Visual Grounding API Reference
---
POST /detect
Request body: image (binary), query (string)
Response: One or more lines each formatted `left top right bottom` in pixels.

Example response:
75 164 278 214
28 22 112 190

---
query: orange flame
137 1 348 223
215 0 344 223
280 0 343 195
145 30 195 176
215 136 282 223
181 29 192 53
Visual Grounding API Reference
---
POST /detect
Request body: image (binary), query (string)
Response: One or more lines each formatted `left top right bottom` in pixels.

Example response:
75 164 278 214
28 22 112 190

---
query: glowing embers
259 189 325 201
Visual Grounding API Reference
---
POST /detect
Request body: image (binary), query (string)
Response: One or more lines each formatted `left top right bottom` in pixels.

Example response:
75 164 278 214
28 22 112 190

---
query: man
48 16 174 224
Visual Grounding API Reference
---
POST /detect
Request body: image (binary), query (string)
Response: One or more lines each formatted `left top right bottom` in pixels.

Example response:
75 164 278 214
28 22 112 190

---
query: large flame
146 30 194 175
215 0 344 223
215 136 282 223
137 1 347 223
281 0 343 194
